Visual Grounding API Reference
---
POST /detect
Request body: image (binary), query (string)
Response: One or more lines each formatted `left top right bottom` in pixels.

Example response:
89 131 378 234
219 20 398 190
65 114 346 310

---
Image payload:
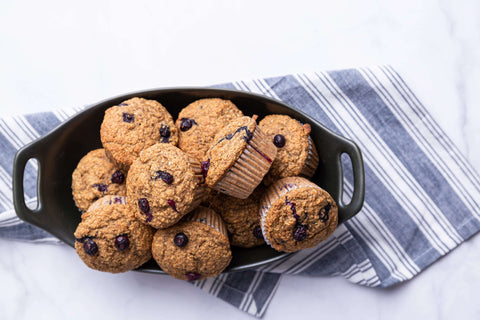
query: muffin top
260 177 338 252
151 207 232 281
176 98 243 161
126 143 204 229
71 148 127 212
258 115 317 185
74 203 154 273
208 187 265 248
204 116 257 187
100 97 178 167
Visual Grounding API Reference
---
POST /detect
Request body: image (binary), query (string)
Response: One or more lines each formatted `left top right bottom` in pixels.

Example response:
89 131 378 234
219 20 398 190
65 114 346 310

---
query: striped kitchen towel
1 66 480 317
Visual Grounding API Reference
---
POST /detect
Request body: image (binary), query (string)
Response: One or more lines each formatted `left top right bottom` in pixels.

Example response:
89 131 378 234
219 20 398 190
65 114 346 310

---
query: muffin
100 97 178 168
126 143 205 229
175 98 243 161
72 148 127 212
208 187 265 248
151 206 231 281
74 203 154 273
258 115 319 185
203 115 277 199
260 176 338 252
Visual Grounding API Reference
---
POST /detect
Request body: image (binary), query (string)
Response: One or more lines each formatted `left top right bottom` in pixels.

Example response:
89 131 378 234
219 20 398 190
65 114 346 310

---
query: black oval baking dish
12 87 365 273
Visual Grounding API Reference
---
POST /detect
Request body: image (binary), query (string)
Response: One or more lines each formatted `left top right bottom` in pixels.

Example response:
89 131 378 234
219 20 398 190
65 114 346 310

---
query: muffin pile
71 97 338 280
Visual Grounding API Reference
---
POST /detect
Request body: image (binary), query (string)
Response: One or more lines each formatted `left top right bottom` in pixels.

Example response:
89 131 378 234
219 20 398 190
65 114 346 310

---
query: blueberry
111 170 125 184
167 199 178 212
318 203 331 223
174 232 188 247
273 134 286 148
253 226 264 240
159 124 171 143
122 112 135 123
185 272 201 281
119 102 128 106
180 118 197 131
293 225 308 241
285 197 299 220
201 159 210 178
93 183 108 193
153 170 173 184
83 238 98 255
114 234 130 251
138 198 150 213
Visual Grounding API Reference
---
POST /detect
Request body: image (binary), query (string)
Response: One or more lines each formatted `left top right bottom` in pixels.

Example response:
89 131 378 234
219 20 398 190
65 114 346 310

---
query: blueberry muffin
100 97 178 168
126 143 205 229
260 176 338 252
203 115 277 199
72 148 127 212
258 115 319 185
74 203 154 273
208 187 265 248
175 98 243 161
151 206 231 281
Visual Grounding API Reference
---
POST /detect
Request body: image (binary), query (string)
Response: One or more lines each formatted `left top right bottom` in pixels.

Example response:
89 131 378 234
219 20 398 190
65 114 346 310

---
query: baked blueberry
122 112 135 123
159 124 171 143
180 118 197 131
138 198 150 213
83 238 98 256
273 134 286 148
115 234 130 251
293 224 308 241
111 170 125 184
153 170 174 184
185 272 201 281
173 232 188 247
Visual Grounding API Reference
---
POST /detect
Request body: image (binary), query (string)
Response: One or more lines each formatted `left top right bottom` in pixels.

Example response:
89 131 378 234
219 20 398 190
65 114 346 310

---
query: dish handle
334 138 365 224
12 140 45 226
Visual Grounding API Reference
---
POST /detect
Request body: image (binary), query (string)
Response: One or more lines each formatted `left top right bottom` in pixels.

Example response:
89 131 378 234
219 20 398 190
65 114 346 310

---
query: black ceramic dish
13 88 365 274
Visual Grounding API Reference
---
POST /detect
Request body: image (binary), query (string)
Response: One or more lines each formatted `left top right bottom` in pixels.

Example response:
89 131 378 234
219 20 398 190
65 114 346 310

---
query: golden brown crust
208 187 265 248
176 98 243 161
74 204 154 273
260 177 338 252
71 148 127 212
126 143 205 229
258 115 315 185
100 97 178 167
151 211 232 280
204 116 257 187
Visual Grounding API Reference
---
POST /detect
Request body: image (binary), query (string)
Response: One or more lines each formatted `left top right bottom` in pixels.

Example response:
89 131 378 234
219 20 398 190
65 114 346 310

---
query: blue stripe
385 66 480 185
24 112 62 136
328 69 475 239
216 270 258 308
378 67 480 200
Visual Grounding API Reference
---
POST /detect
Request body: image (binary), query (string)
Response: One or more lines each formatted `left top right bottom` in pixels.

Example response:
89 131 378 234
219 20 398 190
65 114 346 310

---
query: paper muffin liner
259 176 323 248
185 206 228 236
87 195 127 212
213 126 277 199
187 155 208 210
299 136 319 178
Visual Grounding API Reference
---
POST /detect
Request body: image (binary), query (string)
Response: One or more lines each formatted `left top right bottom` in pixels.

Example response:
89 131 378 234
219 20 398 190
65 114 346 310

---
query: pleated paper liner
186 154 208 211
259 176 335 248
185 206 228 236
299 136 319 178
213 126 277 199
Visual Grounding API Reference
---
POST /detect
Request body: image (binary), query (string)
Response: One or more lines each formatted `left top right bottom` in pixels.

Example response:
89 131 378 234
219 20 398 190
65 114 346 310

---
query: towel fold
2 66 479 318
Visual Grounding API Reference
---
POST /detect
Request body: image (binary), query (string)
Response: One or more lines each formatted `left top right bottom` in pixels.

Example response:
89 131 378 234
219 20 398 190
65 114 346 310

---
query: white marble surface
1 0 480 319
